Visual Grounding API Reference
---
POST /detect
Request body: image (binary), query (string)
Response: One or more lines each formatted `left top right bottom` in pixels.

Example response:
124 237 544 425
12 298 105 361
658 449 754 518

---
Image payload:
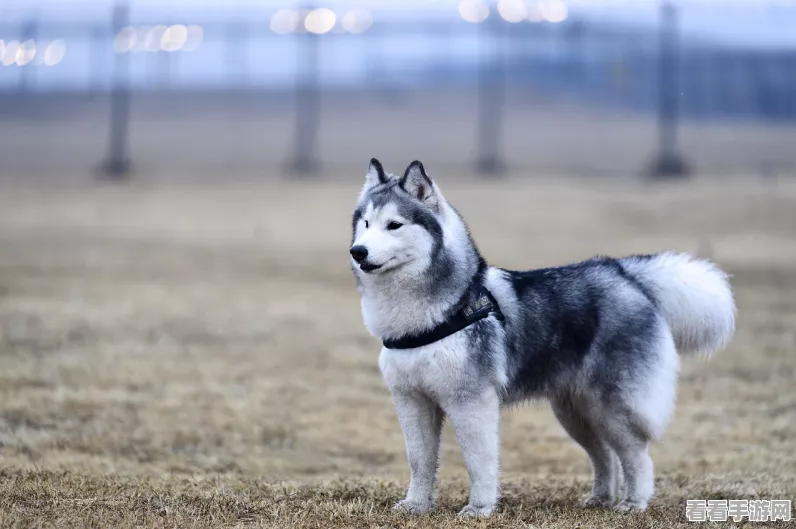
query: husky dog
350 159 736 518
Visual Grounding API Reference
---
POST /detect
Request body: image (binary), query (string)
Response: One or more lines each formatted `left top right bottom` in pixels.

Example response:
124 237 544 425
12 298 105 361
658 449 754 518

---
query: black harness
382 284 505 350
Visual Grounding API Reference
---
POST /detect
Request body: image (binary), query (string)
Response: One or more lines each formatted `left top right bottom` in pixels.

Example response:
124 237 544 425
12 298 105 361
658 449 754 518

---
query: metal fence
1 1 795 180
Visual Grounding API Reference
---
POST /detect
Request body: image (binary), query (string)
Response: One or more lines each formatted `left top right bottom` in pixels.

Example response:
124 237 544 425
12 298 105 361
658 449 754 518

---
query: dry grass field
1 174 795 528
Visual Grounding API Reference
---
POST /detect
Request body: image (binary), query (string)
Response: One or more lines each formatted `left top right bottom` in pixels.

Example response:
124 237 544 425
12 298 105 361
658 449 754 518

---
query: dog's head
350 159 447 278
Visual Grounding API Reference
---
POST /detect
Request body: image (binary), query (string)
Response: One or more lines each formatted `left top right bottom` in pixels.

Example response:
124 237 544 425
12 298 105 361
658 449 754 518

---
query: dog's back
496 252 735 415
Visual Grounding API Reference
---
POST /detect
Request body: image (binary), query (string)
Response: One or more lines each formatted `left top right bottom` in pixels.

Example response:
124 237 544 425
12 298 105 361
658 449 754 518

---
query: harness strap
382 285 504 350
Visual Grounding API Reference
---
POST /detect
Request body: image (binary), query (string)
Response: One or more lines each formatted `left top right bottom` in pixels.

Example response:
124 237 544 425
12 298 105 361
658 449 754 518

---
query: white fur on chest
378 335 471 402
361 290 452 340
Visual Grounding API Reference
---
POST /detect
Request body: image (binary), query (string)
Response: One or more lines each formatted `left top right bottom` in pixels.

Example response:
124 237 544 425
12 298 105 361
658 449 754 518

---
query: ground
1 175 795 528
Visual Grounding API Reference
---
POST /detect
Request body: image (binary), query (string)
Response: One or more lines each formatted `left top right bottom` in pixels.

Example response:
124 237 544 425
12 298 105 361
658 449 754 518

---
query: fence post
102 2 132 178
647 1 689 179
19 19 38 93
289 8 320 175
476 16 506 175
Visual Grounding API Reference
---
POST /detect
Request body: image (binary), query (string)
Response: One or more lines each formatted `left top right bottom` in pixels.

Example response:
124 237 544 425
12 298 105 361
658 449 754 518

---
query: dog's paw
393 498 432 515
581 495 615 508
457 504 495 518
613 499 648 512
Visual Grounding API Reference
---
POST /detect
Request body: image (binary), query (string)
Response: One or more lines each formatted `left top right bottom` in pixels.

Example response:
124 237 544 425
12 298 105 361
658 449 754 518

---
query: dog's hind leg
604 426 654 511
606 329 678 511
392 391 444 514
601 375 673 511
551 396 619 508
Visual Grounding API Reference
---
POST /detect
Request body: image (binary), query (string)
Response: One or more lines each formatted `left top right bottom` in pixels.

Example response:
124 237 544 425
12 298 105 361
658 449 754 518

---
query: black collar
382 284 505 350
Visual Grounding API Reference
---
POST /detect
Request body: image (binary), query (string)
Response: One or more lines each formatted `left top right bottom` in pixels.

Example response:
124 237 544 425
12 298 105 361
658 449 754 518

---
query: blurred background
1 0 795 179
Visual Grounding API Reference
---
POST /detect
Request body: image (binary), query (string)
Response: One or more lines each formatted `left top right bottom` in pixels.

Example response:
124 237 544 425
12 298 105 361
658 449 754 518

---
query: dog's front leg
447 387 501 518
392 391 443 514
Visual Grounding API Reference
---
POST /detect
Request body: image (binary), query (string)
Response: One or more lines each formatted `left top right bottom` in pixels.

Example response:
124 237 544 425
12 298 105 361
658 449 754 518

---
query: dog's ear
400 161 438 208
364 158 389 189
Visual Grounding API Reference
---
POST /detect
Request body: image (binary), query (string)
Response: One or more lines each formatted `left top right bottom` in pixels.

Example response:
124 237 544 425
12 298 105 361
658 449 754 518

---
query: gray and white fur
349 159 736 518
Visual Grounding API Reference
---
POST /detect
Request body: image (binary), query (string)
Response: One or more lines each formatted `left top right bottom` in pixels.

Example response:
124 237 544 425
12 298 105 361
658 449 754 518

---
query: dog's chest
378 336 472 400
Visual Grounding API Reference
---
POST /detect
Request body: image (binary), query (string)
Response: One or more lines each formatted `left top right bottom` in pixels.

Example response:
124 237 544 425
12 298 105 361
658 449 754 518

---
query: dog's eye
387 222 403 231
364 220 369 228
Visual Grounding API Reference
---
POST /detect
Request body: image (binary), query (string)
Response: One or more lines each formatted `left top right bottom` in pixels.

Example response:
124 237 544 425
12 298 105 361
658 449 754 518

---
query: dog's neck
358 205 484 342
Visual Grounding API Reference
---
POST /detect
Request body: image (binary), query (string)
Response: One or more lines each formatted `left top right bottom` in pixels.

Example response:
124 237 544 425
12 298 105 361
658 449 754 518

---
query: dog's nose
350 245 368 263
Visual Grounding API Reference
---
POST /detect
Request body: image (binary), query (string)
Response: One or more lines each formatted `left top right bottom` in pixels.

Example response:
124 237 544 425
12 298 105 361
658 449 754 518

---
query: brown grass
1 175 795 528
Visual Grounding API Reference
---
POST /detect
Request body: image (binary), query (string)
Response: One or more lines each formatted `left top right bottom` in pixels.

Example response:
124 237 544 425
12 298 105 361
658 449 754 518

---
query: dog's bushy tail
621 252 736 357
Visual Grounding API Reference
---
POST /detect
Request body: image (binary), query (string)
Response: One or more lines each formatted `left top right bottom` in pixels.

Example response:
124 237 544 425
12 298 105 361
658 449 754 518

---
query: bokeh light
341 9 373 34
458 0 490 24
541 0 568 23
114 26 137 53
304 8 336 34
2 40 20 66
16 40 36 67
497 0 528 23
161 25 188 52
43 40 66 66
271 9 301 35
